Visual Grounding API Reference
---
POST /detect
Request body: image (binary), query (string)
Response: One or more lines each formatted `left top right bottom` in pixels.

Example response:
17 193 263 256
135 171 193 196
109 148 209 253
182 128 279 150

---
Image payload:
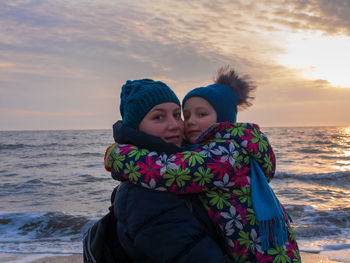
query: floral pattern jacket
105 122 301 263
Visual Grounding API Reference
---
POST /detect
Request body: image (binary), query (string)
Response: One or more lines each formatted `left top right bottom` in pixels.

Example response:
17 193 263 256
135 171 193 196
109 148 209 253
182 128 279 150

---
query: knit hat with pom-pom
182 83 239 123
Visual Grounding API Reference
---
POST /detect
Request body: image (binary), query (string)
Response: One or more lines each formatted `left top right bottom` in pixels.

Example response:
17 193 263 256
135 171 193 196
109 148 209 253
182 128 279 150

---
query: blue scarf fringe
258 212 289 250
250 158 290 251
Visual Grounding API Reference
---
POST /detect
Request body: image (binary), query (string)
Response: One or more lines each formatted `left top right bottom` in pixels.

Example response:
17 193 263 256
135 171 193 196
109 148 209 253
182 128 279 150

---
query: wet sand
0 252 344 263
300 252 344 262
0 254 82 263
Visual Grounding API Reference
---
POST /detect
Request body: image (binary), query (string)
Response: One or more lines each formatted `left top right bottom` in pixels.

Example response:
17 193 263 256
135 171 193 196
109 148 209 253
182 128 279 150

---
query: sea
1 126 350 262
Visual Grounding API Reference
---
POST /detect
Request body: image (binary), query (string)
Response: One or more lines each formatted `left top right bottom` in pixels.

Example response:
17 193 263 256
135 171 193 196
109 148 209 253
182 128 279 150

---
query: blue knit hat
182 83 239 123
120 79 180 128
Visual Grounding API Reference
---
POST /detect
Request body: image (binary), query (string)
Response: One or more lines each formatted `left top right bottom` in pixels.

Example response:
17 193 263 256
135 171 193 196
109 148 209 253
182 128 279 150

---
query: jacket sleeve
113 120 182 155
105 123 275 193
200 122 276 181
234 123 275 181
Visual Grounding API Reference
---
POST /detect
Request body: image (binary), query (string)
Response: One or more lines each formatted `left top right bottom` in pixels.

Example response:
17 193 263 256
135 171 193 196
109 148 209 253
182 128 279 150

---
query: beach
0 253 82 263
300 252 344 263
0 252 345 263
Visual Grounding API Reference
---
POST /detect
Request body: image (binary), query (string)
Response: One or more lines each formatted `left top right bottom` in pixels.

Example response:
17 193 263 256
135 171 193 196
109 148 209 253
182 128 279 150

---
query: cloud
10 109 95 117
266 0 350 35
1 0 350 129
0 1 282 78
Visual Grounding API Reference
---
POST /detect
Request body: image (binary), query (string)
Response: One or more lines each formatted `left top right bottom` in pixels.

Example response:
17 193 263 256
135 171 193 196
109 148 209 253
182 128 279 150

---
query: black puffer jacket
112 121 233 263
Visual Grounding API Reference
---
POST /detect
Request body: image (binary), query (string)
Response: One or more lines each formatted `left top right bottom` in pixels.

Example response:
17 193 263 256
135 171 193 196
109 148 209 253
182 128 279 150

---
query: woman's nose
168 117 181 129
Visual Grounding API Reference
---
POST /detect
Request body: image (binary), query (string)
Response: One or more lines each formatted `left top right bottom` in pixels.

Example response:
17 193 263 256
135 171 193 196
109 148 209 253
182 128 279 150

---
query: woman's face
183 97 217 144
138 102 184 147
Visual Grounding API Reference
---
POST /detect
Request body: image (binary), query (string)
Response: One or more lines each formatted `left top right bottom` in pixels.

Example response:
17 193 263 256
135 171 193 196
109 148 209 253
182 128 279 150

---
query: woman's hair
214 66 256 110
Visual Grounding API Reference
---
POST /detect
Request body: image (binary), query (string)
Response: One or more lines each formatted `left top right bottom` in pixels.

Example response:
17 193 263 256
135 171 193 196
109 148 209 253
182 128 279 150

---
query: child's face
138 102 184 147
183 97 217 144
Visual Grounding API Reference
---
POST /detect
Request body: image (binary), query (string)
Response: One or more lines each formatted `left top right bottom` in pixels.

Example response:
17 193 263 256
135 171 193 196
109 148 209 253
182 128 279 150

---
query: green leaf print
206 190 231 209
251 128 268 153
198 194 210 211
233 154 243 169
243 155 250 165
245 208 257 226
181 151 206 167
110 152 125 173
193 167 214 186
163 167 191 187
251 152 262 160
228 123 246 137
293 249 301 263
123 161 140 182
214 139 227 143
263 154 273 174
233 187 252 207
231 253 249 263
237 230 251 250
267 245 291 263
288 226 296 242
127 146 149 161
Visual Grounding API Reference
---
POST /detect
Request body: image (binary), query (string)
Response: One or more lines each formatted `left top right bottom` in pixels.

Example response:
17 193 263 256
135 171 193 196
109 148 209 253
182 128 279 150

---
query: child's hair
214 66 256 110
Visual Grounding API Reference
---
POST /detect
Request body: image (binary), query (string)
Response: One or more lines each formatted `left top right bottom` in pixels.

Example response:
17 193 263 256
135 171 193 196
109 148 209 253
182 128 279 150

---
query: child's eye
199 112 207 117
183 113 190 120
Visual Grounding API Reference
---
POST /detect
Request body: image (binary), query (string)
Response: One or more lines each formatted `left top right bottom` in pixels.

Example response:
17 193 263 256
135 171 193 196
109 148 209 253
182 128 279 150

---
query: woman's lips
164 135 181 143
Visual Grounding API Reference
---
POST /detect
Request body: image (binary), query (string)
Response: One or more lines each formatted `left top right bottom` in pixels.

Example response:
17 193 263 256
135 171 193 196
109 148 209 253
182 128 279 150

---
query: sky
1 0 350 130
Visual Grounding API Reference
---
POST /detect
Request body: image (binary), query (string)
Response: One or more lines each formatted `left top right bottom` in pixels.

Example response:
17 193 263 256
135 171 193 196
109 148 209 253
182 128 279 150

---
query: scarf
250 158 289 250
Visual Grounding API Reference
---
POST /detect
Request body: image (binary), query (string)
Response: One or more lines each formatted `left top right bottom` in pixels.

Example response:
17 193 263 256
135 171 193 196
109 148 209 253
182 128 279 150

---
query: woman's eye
174 112 181 119
153 115 163 120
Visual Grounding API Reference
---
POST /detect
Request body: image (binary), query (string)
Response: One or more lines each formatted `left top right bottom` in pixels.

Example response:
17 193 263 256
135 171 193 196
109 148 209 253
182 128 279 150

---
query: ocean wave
0 212 94 242
323 243 350 251
313 139 340 146
48 152 104 158
293 224 343 239
275 170 350 180
0 213 86 254
0 143 28 150
296 148 329 154
317 155 350 160
79 152 103 157
0 179 64 196
1 172 17 177
0 211 97 253
78 174 107 183
290 205 350 240
0 142 60 150
275 171 350 191
20 162 58 169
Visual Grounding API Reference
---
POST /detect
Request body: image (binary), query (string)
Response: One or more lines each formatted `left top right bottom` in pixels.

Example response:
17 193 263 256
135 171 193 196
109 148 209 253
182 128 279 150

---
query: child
106 68 300 262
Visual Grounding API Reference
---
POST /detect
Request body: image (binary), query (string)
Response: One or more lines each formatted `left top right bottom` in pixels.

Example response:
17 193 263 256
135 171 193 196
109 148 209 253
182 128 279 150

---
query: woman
108 79 233 262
